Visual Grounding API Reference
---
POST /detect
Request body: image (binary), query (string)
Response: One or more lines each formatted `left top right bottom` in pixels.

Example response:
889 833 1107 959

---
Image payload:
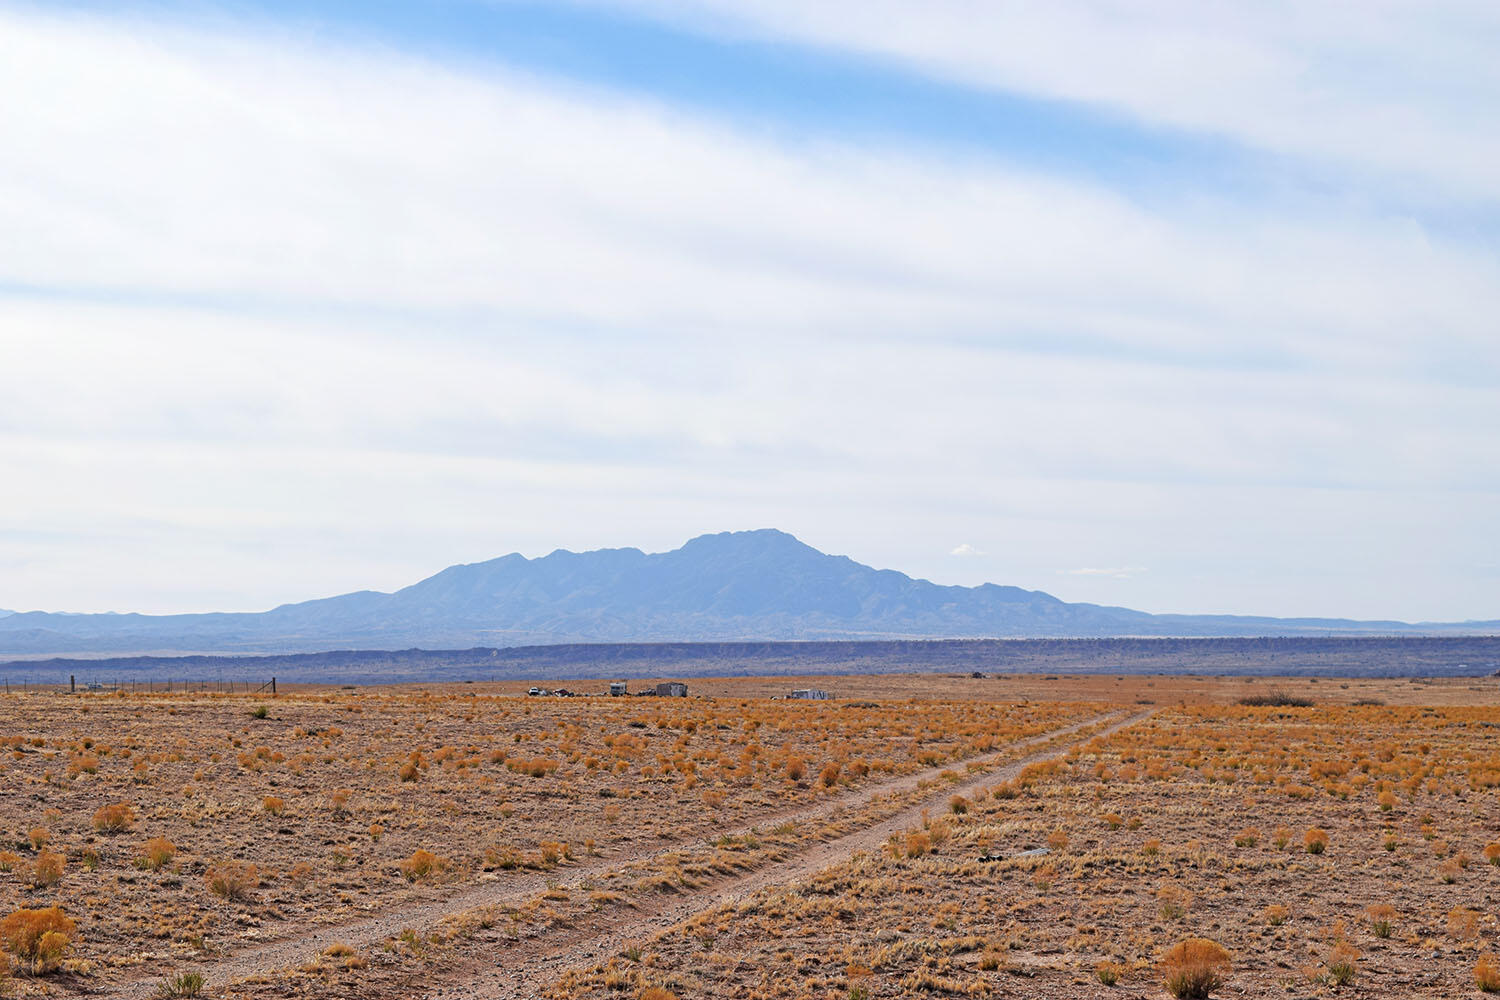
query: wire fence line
1 676 277 695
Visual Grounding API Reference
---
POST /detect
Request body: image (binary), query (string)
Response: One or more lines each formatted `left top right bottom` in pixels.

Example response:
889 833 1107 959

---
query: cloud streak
0 5 1494 622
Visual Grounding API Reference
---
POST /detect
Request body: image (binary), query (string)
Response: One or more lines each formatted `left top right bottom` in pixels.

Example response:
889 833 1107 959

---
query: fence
1 677 277 695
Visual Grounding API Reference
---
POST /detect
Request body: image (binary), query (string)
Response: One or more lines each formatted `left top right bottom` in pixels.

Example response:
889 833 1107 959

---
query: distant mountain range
0 529 1494 657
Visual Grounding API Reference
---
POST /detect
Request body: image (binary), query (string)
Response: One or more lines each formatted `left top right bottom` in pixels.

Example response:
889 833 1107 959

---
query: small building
655 681 688 697
789 688 830 700
608 681 628 697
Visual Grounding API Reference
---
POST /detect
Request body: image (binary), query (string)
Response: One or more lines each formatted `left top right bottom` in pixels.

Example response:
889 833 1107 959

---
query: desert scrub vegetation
0 687 1102 987
91 801 136 833
398 849 450 882
204 860 258 901
1160 938 1232 998
541 700 1500 1000
0 906 76 975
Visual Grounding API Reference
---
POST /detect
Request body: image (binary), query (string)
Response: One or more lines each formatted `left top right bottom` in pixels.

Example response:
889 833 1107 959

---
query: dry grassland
0 684 1097 996
550 697 1500 998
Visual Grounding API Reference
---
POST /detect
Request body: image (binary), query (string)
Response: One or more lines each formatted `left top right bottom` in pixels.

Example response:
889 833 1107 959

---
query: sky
1 0 1497 622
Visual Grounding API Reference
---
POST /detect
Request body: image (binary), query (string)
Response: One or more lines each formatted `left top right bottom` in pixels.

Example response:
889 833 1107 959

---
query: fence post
70 675 76 694
271 677 276 695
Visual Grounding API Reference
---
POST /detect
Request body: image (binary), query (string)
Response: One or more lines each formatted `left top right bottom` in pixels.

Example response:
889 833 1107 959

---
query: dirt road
107 709 1146 999
416 710 1152 999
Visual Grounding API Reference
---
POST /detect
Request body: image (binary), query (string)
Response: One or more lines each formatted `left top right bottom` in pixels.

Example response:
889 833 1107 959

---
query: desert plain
2 673 1499 998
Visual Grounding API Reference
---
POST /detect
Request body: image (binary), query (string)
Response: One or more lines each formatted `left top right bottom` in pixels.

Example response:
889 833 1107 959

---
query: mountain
0 529 1493 656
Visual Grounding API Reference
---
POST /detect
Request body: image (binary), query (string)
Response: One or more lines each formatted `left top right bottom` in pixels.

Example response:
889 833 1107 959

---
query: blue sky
0 0 1497 620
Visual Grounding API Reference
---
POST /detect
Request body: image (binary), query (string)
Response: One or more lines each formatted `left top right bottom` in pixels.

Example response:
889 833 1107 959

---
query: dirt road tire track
107 710 1146 999
416 710 1153 1000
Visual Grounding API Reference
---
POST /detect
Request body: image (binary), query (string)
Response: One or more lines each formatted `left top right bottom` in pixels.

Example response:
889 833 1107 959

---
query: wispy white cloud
0 7 1495 621
949 544 984 557
576 0 1500 204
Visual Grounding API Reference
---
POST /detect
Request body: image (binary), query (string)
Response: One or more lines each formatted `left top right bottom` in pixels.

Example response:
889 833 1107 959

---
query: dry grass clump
1325 941 1359 986
204 861 258 901
1095 960 1126 986
1238 689 1313 707
27 850 65 889
399 849 450 882
139 836 177 871
1365 903 1395 938
0 906 77 975
155 970 206 997
1160 937 1231 999
1303 828 1329 854
1476 954 1500 993
92 801 136 833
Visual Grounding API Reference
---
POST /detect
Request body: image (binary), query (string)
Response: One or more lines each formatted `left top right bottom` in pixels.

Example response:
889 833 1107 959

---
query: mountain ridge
1 529 1493 657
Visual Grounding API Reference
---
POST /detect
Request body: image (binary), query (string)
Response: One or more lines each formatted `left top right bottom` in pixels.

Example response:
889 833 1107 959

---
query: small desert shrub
1045 829 1069 851
1272 826 1291 849
323 942 356 957
1233 828 1259 848
1157 884 1190 921
262 796 285 815
249 704 269 719
904 831 931 858
205 861 257 901
398 849 448 882
156 971 206 997
28 851 65 889
0 851 19 873
1238 689 1312 707
1142 838 1161 857
1304 828 1329 854
1096 960 1125 986
638 989 677 1000
1263 904 1290 927
1476 955 1500 993
93 802 136 834
1102 812 1123 830
1486 842 1500 867
1447 907 1480 941
0 906 76 975
1160 938 1231 999
27 828 49 851
785 757 807 782
819 762 841 787
140 837 177 871
949 795 969 815
1366 904 1395 938
1325 942 1359 986
1378 790 1398 812
398 761 419 782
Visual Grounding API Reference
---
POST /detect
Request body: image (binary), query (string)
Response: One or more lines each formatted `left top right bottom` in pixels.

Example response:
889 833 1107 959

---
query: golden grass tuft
92 802 136 833
204 860 258 901
0 906 77 975
1160 937 1230 999
1476 954 1500 993
399 849 449 882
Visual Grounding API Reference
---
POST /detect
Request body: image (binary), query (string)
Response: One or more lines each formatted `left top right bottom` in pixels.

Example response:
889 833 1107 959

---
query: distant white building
789 689 830 700
655 681 688 697
608 681 628 696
